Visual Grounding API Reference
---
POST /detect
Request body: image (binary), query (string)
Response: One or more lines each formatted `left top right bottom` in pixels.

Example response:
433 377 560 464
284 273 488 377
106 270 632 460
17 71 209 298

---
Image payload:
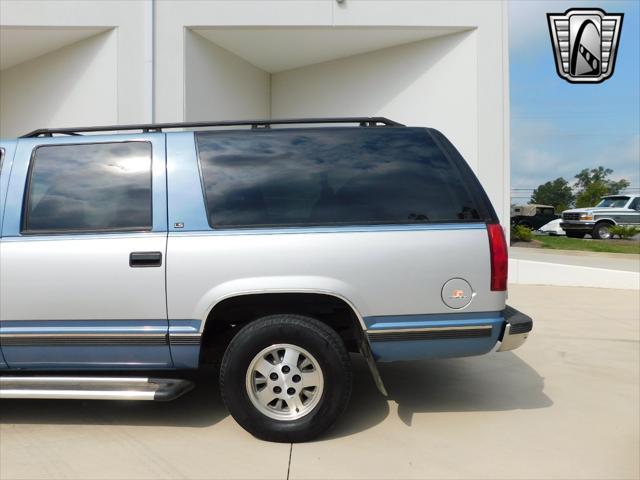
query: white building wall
0 0 509 226
0 0 149 136
153 0 509 225
271 32 478 171
327 0 510 226
184 31 270 122
0 31 118 138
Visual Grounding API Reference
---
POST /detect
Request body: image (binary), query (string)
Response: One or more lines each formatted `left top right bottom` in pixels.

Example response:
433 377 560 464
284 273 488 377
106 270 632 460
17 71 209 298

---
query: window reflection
24 142 152 233
197 128 482 228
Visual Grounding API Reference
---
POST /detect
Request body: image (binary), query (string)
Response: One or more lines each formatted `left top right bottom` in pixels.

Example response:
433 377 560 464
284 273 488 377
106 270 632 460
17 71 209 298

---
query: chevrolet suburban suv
0 117 532 442
561 194 640 239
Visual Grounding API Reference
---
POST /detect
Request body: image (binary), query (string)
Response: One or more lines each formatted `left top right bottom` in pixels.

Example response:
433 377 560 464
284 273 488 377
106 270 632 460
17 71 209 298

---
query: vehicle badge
441 278 473 309
450 289 466 300
547 8 623 83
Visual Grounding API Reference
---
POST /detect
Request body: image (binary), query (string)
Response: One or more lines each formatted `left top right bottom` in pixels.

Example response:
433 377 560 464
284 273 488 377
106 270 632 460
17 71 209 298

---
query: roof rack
20 117 404 138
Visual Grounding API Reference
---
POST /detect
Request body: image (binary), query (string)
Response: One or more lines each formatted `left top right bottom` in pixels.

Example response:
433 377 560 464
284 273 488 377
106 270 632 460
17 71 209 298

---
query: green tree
530 177 575 212
574 167 630 207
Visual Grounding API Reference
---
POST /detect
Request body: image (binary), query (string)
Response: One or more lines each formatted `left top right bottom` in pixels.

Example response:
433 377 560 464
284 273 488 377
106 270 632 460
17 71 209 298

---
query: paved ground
1 285 638 479
511 246 640 272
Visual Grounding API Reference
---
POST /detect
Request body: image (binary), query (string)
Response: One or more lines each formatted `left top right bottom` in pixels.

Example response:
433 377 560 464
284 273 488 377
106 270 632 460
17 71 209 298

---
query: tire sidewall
221 316 351 441
593 222 612 240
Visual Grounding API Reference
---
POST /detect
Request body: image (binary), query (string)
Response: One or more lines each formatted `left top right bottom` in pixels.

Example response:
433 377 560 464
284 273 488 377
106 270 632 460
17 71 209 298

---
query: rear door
0 134 170 369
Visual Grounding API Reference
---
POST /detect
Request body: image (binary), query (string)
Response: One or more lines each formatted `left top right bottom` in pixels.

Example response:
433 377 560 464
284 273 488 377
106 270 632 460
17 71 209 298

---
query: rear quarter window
196 127 495 228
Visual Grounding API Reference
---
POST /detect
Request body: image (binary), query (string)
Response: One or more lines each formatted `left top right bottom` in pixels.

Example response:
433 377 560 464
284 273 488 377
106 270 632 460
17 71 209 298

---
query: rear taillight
487 223 508 291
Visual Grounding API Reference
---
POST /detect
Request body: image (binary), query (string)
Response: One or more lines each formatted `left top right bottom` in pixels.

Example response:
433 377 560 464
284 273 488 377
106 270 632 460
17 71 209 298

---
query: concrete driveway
1 285 638 479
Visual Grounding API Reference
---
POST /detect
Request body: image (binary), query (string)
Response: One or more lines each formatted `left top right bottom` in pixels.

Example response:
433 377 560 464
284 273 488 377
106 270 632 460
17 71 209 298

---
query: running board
0 376 194 401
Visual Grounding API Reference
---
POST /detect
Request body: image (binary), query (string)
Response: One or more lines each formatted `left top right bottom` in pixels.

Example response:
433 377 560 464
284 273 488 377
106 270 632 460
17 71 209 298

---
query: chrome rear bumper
497 306 533 352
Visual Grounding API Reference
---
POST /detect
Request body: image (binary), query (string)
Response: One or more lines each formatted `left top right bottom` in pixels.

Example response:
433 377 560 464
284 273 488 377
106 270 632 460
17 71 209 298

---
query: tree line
529 166 630 212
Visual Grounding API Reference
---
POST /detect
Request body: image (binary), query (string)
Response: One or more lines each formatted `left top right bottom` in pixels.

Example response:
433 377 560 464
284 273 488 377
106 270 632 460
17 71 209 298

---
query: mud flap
356 327 388 397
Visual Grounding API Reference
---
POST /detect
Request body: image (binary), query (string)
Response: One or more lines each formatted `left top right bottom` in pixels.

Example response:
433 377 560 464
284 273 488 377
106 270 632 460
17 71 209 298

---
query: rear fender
196 277 388 396
195 276 367 331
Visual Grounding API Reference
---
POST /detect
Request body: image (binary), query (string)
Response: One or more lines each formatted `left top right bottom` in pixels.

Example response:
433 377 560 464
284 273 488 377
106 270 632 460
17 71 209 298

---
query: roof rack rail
20 117 404 138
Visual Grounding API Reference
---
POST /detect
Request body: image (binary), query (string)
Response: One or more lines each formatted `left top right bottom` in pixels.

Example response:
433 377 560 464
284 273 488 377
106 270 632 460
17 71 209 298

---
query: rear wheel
220 314 352 442
592 222 613 240
565 231 586 239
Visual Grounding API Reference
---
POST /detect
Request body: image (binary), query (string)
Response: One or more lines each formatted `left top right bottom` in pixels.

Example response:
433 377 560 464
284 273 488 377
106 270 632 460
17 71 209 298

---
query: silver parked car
561 194 640 239
0 117 532 442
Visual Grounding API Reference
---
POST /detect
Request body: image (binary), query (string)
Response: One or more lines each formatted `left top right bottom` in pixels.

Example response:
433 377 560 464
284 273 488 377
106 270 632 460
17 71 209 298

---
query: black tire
565 231 586 239
592 222 613 240
219 314 352 442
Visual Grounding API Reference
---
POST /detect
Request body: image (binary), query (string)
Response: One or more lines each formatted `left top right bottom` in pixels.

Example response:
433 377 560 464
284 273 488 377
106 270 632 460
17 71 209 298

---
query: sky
509 0 640 203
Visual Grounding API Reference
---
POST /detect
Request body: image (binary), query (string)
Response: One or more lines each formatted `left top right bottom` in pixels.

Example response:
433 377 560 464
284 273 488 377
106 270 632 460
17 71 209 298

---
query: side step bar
0 376 194 401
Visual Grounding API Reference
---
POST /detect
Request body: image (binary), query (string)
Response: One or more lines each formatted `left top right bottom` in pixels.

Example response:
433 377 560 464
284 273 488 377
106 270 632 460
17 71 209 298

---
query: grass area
534 235 640 254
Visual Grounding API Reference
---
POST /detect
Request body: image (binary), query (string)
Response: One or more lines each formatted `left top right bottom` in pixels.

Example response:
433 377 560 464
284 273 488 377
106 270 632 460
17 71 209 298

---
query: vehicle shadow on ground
0 353 552 438
0 367 227 429
326 352 553 438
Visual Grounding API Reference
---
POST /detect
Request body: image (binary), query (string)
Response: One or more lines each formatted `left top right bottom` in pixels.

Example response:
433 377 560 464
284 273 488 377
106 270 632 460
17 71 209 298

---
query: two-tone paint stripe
364 311 503 343
0 334 168 346
169 334 202 345
367 325 493 343
0 320 202 347
0 334 201 347
1 311 508 348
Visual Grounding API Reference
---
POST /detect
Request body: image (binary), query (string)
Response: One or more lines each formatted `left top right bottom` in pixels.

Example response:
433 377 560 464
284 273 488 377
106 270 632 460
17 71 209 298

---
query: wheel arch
203 289 367 332
197 289 368 366
592 218 616 239
593 217 617 225
196 287 386 396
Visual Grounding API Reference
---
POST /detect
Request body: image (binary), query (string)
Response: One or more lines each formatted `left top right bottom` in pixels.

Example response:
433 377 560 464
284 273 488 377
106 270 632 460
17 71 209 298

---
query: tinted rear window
196 128 493 228
23 142 152 233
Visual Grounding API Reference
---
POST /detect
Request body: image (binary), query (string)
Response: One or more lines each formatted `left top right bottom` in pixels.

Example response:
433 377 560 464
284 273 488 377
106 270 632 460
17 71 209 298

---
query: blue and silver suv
0 117 532 442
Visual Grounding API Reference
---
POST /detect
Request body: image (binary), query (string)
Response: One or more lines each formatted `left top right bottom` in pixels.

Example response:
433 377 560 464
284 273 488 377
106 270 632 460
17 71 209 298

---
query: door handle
129 251 162 268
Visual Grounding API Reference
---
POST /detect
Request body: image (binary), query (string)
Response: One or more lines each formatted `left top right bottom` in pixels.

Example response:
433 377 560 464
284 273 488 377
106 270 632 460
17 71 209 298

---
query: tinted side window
197 128 489 228
24 142 152 233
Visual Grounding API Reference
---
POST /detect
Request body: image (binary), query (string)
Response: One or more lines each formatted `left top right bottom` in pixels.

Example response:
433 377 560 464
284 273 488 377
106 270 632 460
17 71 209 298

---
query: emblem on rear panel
441 279 474 309
450 289 466 300
547 8 623 84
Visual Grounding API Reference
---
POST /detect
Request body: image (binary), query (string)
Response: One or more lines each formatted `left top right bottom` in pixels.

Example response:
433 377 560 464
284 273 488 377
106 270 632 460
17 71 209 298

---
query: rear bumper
497 306 533 352
365 306 533 362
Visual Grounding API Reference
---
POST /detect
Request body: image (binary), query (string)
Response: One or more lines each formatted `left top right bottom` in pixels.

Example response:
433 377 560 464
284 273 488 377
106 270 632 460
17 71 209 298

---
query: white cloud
595 134 640 188
512 131 640 197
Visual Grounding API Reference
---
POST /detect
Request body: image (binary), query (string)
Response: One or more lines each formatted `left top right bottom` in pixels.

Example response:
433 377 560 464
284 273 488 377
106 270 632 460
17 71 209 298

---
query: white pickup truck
561 194 640 239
